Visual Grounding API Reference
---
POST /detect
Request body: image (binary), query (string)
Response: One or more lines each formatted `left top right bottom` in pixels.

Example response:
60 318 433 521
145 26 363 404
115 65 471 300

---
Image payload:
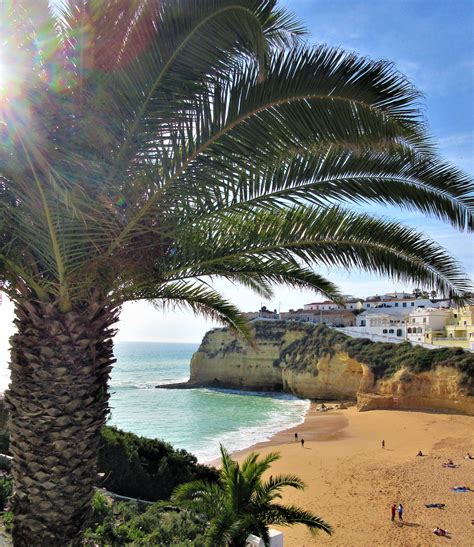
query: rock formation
189 322 474 416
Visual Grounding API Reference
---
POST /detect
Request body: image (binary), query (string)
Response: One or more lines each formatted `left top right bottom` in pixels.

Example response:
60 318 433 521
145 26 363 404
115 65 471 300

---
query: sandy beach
232 405 474 546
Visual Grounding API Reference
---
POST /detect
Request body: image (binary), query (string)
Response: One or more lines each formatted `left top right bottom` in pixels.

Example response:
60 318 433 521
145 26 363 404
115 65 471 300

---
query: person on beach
397 503 404 521
295 432 298 441
417 450 423 457
301 438 305 448
391 503 396 522
382 440 385 449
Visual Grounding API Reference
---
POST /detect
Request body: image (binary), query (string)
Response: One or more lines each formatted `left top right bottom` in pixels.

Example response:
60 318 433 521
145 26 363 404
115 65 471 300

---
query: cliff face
190 323 474 416
357 368 474 415
190 325 305 390
282 353 374 400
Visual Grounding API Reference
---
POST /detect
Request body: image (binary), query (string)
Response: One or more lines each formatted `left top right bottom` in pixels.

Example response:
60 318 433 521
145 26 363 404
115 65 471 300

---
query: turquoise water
109 342 309 462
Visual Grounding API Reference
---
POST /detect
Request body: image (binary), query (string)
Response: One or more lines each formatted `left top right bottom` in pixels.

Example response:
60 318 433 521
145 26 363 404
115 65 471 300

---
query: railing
337 328 406 344
432 337 469 341
336 328 439 349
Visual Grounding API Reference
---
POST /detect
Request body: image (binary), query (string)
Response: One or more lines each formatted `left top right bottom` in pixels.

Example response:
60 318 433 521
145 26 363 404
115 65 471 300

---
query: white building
355 308 407 338
382 291 413 299
304 297 363 311
361 297 449 311
303 300 343 311
406 307 453 344
344 298 363 311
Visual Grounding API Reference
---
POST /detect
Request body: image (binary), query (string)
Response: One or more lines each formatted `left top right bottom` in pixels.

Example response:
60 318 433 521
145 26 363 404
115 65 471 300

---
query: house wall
406 309 452 344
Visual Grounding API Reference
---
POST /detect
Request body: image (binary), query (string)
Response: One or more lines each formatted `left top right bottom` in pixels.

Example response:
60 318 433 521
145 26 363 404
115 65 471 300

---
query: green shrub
2 511 13 533
98 427 219 502
0 400 219 504
274 324 351 372
0 477 12 510
264 323 474 393
84 498 205 546
343 334 474 392
0 457 11 472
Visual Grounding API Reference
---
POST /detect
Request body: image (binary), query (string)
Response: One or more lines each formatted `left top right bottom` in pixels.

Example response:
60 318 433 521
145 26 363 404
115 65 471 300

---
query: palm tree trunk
4 299 118 546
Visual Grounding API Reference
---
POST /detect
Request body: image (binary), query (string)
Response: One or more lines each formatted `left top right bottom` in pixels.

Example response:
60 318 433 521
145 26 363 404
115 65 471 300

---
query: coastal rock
282 353 374 400
189 325 305 391
358 367 474 415
189 322 474 416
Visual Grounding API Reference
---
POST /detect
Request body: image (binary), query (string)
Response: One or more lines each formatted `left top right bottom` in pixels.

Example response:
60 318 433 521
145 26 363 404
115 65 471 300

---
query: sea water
109 342 309 462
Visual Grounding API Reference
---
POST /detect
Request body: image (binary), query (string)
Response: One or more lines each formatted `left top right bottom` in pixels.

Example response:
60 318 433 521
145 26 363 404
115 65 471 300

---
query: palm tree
0 0 472 543
172 445 331 546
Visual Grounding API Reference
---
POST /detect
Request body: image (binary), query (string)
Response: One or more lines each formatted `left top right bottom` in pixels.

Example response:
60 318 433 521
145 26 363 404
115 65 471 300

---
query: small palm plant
172 445 332 546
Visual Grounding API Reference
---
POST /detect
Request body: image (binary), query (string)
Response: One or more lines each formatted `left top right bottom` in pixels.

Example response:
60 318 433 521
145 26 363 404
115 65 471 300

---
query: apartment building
406 307 453 344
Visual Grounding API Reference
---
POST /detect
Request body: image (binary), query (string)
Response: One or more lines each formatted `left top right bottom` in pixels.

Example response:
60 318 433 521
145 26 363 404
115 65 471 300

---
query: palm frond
122 281 251 339
265 503 333 535
168 144 473 231
167 206 472 299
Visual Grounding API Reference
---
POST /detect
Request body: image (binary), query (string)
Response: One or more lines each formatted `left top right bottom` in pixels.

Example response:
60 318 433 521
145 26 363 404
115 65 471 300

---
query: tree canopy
0 0 472 337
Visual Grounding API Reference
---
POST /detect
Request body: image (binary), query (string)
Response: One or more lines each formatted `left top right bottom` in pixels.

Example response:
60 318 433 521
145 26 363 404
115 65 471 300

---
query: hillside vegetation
270 323 473 394
0 400 217 503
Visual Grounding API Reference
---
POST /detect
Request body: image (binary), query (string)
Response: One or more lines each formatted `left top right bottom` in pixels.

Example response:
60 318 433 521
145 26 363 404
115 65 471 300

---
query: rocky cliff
189 322 474 416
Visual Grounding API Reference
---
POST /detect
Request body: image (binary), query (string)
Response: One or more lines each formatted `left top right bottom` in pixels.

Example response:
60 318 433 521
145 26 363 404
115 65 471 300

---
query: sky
0 0 473 349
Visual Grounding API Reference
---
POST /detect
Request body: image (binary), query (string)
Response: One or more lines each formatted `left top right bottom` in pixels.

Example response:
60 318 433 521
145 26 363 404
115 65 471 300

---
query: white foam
194 396 310 463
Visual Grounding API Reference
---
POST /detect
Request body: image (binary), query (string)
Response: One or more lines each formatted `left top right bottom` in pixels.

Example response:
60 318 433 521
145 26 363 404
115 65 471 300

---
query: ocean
109 341 309 462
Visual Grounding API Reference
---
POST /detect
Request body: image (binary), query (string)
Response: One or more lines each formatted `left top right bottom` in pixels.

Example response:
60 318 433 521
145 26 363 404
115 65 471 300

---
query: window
417 327 422 333
412 319 416 324
464 321 467 326
423 318 427 323
395 303 399 307
360 320 366 326
411 302 415 306
397 329 403 337
403 303 407 307
407 328 412 333
389 329 394 334
366 304 370 308
383 329 388 334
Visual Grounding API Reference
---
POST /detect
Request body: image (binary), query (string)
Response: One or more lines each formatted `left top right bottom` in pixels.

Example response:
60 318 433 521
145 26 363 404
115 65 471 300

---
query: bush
2 511 13 533
343 335 474 392
0 477 12 510
0 400 219 504
98 427 219 502
274 324 352 372
266 323 473 393
84 496 206 546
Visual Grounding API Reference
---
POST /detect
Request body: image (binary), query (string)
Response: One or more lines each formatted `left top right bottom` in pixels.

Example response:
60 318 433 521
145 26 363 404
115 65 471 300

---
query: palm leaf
265 503 333 535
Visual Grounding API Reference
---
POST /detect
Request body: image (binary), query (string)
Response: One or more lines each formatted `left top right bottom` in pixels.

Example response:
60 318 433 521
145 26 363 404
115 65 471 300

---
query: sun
0 48 14 100
0 44 29 106
0 57 5 97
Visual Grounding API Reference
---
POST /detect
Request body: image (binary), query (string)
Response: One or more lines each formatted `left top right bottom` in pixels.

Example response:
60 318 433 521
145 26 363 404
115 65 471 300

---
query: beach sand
233 405 474 546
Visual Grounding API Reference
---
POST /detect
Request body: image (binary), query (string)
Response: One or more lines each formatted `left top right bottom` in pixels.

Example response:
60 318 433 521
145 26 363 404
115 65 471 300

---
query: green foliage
0 458 11 473
343 337 474 393
1 512 13 534
270 324 473 394
98 426 219 502
172 445 331 546
0 399 219 504
275 324 349 371
84 495 205 546
1 0 472 324
0 477 12 510
90 491 112 525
